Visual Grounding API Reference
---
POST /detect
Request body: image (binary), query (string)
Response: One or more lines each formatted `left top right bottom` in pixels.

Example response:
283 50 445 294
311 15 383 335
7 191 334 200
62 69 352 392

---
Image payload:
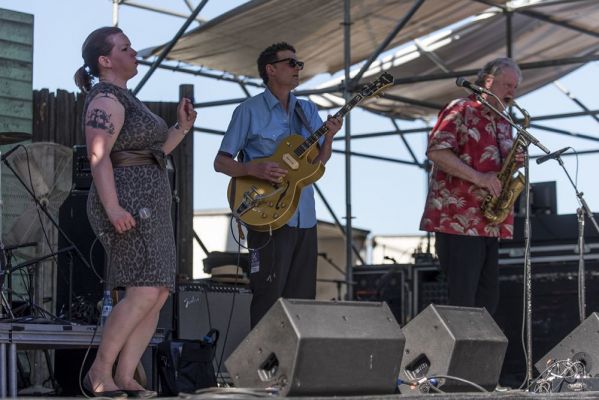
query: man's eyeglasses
270 58 304 70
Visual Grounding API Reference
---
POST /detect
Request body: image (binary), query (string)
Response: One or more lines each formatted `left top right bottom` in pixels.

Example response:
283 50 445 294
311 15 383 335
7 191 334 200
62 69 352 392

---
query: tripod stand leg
0 292 14 320
8 343 16 397
0 343 6 398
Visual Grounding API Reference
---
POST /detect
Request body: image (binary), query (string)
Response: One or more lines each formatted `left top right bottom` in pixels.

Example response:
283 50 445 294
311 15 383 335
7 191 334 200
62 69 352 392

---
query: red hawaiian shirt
420 95 515 239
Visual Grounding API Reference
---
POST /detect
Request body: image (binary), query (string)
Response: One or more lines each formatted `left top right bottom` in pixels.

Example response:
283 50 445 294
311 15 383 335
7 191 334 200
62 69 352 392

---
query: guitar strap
294 101 315 136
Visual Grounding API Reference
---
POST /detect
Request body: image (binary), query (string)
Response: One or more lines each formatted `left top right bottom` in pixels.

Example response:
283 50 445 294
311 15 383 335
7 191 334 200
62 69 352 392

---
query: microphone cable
78 242 110 399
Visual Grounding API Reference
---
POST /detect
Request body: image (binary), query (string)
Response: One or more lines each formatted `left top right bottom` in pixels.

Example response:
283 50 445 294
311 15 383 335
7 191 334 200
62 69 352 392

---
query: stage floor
18 391 599 399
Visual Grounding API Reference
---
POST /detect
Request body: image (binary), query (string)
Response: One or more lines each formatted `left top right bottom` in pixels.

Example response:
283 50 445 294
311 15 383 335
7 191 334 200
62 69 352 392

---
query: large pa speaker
399 304 508 392
535 312 599 375
57 190 104 323
225 299 405 396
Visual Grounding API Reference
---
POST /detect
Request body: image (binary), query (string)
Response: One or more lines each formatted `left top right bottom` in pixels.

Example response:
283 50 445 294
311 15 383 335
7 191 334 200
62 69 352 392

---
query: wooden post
176 84 194 279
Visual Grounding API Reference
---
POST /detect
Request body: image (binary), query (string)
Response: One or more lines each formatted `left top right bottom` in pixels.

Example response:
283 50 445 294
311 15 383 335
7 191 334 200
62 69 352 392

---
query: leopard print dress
85 81 175 291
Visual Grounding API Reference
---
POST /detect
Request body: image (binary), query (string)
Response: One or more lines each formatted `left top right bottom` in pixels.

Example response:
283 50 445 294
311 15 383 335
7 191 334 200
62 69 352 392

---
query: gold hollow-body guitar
227 72 394 232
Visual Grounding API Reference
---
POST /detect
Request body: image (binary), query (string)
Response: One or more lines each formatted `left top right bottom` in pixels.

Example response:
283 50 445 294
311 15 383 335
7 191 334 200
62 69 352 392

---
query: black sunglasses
270 58 304 70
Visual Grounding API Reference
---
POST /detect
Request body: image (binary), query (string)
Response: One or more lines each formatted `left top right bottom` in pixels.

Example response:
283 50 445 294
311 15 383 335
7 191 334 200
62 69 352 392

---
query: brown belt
110 149 166 169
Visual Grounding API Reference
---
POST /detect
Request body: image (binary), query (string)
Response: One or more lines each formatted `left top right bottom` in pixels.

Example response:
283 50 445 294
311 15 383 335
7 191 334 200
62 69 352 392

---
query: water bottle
100 290 113 326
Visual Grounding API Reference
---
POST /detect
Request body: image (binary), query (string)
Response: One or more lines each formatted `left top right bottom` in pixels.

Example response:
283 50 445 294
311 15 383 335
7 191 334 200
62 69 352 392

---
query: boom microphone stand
461 84 550 386
537 149 599 323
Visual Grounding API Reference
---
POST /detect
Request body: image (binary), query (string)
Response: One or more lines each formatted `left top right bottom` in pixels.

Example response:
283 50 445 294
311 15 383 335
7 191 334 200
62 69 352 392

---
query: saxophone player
419 58 524 315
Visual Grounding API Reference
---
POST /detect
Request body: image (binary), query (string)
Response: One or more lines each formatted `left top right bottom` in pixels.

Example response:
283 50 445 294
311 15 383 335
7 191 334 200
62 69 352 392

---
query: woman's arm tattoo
86 108 115 135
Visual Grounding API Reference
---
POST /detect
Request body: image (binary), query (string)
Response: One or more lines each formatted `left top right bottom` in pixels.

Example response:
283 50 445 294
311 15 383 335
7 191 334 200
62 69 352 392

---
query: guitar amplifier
352 264 410 325
412 263 448 316
496 261 599 386
177 280 252 375
72 144 92 191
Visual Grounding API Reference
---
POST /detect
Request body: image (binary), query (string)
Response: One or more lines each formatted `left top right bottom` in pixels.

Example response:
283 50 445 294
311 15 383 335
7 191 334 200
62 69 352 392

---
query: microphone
456 77 490 95
137 207 151 220
384 255 398 263
535 147 570 165
99 207 151 237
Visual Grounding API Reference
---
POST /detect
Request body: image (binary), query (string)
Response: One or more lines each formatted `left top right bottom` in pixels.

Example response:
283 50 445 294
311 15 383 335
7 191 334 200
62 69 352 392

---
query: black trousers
247 225 317 328
435 232 499 315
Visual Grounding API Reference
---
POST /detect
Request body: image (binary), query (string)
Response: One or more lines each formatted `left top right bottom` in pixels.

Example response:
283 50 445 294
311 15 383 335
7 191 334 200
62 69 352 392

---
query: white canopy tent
140 0 506 83
310 0 599 119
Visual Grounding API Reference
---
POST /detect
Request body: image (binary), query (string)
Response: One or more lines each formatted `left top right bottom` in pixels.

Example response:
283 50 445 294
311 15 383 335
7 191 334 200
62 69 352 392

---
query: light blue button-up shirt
219 88 324 228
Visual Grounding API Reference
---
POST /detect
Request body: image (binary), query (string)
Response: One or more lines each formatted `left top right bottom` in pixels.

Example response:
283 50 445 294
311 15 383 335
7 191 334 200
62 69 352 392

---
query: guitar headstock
360 72 394 98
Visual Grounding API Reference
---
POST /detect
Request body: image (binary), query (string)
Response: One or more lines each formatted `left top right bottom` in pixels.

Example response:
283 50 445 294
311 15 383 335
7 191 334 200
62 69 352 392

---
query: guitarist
214 42 342 327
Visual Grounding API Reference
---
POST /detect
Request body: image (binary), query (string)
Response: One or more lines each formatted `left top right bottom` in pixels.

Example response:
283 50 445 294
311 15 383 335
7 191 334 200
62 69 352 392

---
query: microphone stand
522 150 534 387
474 93 550 155
547 153 599 323
472 92 550 387
7 246 75 322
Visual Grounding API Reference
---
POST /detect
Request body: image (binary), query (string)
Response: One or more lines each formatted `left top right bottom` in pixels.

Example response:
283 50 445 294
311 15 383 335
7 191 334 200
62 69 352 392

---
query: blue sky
1 0 598 236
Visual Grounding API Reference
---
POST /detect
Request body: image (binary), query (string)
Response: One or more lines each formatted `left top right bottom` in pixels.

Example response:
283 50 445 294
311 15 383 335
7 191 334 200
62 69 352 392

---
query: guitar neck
294 93 364 157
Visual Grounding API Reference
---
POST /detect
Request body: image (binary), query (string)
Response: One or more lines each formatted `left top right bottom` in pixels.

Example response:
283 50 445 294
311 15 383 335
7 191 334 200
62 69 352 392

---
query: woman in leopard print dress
74 27 196 398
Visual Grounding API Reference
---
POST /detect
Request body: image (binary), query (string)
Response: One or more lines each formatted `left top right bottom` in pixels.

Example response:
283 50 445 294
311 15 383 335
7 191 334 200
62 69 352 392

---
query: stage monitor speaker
535 312 599 375
177 281 252 375
399 304 508 393
225 299 405 396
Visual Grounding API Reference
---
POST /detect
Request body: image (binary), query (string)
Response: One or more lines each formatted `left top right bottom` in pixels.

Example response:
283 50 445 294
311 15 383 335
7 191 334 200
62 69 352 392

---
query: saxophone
481 102 530 224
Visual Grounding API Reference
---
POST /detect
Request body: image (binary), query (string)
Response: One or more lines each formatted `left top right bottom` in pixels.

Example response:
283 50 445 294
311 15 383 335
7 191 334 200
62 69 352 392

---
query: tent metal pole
314 184 365 265
238 82 252 98
553 81 599 124
136 59 264 88
133 0 209 95
532 109 599 122
343 0 354 300
518 6 599 39
112 0 120 26
379 93 442 110
333 126 431 141
120 0 206 23
332 149 424 167
472 0 599 39
391 55 599 85
517 0 593 9
391 119 420 165
528 123 599 142
351 0 426 84
183 0 195 13
194 98 248 108
414 39 451 72
506 10 513 58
